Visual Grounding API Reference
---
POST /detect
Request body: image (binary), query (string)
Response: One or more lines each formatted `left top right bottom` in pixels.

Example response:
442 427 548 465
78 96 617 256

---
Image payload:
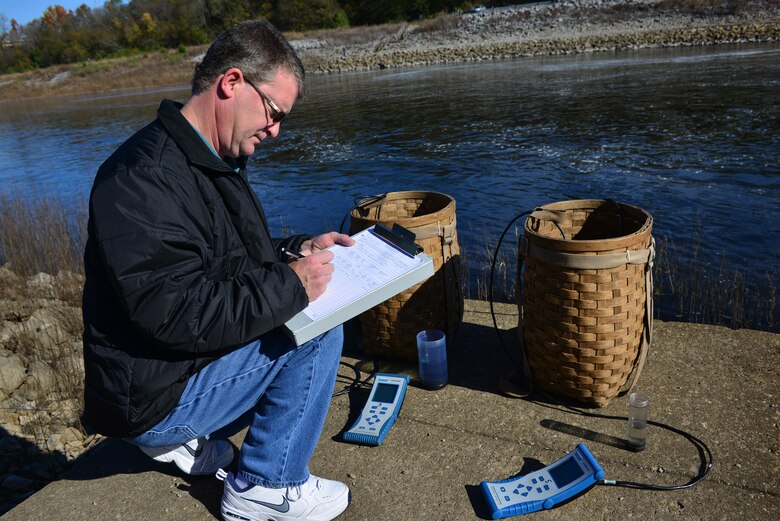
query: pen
281 248 303 260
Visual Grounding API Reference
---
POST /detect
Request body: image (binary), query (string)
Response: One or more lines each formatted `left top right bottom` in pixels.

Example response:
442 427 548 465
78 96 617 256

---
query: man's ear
218 68 243 99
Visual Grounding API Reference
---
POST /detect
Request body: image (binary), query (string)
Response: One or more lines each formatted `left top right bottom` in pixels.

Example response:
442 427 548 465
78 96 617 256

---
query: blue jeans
127 326 343 488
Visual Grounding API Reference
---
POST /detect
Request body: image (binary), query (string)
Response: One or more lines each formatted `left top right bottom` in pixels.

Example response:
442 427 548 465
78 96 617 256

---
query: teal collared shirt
188 122 241 173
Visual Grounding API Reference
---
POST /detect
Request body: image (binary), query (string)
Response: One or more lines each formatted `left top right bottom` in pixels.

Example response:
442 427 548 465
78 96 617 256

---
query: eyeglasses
244 78 286 124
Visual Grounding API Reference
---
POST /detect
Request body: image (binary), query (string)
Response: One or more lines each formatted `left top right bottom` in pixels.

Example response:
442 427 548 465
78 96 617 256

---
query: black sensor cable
333 359 378 398
488 209 713 492
533 395 714 491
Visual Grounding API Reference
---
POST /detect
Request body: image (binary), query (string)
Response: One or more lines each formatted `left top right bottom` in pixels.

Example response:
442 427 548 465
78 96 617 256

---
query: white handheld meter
481 444 605 519
343 373 409 446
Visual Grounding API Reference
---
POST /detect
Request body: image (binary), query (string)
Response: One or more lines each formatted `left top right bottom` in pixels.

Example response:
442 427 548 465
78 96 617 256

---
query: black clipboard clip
369 224 424 258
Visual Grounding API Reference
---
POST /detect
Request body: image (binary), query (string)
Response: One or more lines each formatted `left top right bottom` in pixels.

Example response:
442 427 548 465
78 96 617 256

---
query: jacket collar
157 99 247 173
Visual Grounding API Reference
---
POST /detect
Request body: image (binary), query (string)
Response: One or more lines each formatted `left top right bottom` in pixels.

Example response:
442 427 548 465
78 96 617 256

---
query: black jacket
82 100 309 437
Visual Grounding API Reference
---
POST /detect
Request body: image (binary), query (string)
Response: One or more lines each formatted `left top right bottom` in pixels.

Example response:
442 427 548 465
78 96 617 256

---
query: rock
49 398 82 426
0 321 19 346
0 298 54 322
20 307 79 356
48 71 71 85
0 354 26 397
0 301 20 322
55 270 85 302
59 425 83 445
26 273 57 299
302 2 780 75
0 265 22 298
19 361 58 398
45 433 63 452
290 38 325 50
18 409 50 431
3 420 24 436
68 341 85 373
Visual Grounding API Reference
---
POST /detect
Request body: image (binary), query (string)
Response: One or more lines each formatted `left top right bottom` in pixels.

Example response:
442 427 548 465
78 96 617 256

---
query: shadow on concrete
1 424 230 517
540 419 631 451
64 437 178 480
175 464 230 519
61 435 229 518
333 319 519 443
463 483 494 520
331 360 373 442
448 321 521 394
0 426 69 515
342 320 520 397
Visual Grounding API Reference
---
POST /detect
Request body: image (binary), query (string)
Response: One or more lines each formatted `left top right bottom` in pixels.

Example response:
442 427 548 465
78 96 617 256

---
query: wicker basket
349 191 463 361
516 199 655 406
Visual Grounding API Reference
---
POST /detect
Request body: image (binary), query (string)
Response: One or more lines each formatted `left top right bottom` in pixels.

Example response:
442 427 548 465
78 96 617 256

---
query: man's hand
288 250 335 302
299 232 355 256
290 232 355 301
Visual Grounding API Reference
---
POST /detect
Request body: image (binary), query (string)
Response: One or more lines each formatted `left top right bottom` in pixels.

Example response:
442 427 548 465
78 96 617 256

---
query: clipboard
284 224 434 346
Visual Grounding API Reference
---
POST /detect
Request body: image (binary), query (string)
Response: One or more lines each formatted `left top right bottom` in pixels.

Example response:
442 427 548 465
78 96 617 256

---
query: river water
1 43 778 329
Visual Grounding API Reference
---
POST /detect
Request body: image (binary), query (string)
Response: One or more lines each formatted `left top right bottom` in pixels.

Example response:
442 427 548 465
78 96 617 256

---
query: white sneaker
139 437 234 475
219 470 350 521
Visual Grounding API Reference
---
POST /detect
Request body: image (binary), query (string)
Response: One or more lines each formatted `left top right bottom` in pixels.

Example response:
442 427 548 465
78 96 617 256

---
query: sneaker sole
221 488 349 521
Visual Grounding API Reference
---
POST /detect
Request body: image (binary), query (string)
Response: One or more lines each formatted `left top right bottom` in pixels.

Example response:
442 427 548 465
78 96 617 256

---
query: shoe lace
215 468 228 481
287 476 321 501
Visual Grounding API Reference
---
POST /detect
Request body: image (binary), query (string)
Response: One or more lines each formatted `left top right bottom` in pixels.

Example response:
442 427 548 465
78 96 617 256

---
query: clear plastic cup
627 391 649 451
416 329 448 390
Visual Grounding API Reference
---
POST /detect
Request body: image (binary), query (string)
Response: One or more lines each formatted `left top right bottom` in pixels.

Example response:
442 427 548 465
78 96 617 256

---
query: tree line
0 0 491 74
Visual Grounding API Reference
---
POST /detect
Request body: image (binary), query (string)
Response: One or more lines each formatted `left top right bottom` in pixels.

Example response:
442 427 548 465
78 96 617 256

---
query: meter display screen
373 383 399 403
548 457 585 488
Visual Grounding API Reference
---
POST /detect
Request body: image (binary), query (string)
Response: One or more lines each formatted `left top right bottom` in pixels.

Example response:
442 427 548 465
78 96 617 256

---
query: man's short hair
192 19 304 98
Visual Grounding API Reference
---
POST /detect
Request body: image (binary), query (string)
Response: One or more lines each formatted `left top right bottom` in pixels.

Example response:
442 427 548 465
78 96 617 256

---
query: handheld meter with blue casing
481 444 605 519
343 373 409 446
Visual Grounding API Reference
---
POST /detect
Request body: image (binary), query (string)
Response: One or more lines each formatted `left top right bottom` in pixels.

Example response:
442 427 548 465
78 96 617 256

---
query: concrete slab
5 300 779 520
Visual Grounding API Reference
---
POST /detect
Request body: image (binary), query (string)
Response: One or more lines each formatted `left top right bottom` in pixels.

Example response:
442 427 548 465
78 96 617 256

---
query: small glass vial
627 392 650 452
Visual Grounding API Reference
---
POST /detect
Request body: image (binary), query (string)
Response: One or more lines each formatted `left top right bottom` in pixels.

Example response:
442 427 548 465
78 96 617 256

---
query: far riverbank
0 0 778 102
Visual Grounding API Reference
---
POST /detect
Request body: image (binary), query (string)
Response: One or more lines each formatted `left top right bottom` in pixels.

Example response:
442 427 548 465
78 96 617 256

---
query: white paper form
301 229 425 321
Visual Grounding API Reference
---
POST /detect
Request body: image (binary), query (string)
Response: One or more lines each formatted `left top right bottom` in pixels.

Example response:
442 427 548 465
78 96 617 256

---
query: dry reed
0 194 87 460
470 227 777 333
0 193 86 279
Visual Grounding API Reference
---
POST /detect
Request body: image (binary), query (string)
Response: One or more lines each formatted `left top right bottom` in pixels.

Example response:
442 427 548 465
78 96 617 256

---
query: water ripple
1 43 778 303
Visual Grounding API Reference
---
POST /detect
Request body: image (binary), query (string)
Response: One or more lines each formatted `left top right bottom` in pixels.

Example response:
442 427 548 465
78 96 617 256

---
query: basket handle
338 193 387 234
528 208 568 239
621 236 655 394
527 199 627 240
519 238 653 269
402 216 462 342
402 217 457 243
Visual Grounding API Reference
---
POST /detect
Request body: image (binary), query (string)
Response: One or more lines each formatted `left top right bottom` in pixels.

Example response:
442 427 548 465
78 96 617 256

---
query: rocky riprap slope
294 0 780 73
0 266 100 514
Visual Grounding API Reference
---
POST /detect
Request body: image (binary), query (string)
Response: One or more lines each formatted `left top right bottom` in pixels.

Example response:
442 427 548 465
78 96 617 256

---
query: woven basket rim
525 199 653 253
349 190 456 227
